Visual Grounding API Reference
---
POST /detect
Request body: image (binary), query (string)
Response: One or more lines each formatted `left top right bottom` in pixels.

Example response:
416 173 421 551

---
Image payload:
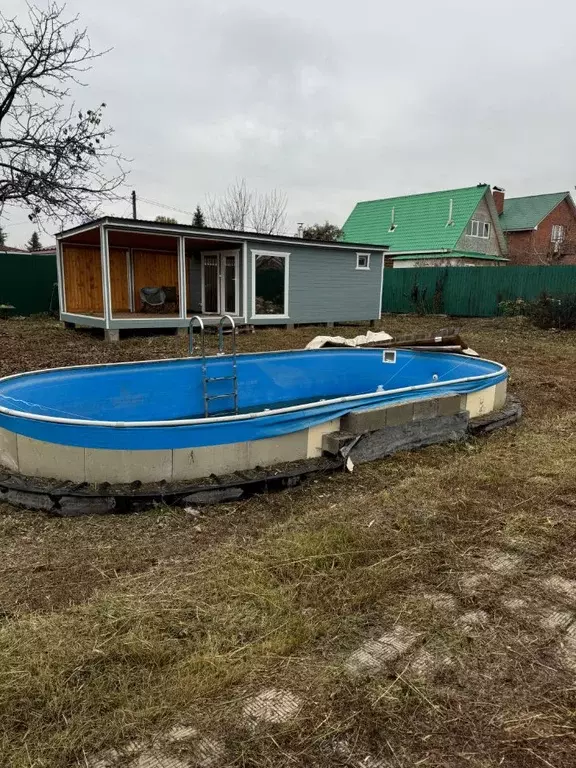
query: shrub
498 298 527 317
525 293 576 330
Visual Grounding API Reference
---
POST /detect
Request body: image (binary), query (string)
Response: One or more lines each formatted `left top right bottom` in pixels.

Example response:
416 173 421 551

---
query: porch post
99 224 112 328
55 237 66 315
178 235 187 319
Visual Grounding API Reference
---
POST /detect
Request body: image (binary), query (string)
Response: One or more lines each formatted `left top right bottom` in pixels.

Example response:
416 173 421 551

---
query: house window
356 253 370 270
551 224 565 243
466 219 491 239
252 250 289 318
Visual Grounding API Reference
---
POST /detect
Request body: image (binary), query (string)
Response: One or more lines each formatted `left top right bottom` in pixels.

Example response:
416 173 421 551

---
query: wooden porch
57 222 245 339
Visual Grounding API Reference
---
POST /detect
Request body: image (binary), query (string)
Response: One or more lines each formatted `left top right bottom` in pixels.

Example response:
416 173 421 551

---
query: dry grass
1 316 576 767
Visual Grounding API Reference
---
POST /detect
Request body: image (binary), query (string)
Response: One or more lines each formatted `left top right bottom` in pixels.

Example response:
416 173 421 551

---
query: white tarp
305 330 393 350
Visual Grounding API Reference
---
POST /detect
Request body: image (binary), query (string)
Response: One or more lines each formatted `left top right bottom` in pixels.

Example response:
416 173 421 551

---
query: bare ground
0 316 575 768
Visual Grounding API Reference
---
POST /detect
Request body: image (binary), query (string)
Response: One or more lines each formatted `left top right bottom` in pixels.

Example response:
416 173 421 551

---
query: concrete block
493 380 507 411
0 427 19 472
383 402 414 427
173 442 249 481
465 385 496 418
85 448 172 484
349 412 469 465
341 405 388 434
412 398 438 421
248 430 308 468
17 434 86 482
307 418 341 457
437 395 465 417
104 329 120 343
322 431 355 456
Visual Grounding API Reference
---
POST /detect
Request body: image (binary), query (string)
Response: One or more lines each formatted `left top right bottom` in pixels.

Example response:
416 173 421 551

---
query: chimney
492 186 505 215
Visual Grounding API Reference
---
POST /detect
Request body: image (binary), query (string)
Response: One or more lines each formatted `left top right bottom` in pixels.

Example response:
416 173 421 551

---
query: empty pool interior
0 348 508 483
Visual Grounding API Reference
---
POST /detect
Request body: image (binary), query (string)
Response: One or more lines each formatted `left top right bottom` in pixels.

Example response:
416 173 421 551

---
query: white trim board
250 249 290 320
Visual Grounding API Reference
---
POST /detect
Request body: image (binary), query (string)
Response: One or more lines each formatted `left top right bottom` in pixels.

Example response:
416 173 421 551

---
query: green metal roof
342 185 490 250
499 192 569 232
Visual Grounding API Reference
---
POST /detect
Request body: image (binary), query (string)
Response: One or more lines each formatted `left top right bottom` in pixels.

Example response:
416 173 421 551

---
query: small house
342 184 508 267
496 189 576 265
56 217 386 340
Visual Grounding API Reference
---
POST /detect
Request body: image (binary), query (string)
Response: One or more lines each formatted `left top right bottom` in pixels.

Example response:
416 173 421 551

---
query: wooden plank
132 249 178 311
109 248 130 312
62 246 103 313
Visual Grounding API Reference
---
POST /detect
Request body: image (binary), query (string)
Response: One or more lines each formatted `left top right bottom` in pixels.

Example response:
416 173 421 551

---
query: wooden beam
100 224 112 329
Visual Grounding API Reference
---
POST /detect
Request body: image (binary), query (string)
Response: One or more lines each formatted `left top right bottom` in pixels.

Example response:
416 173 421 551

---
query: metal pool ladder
189 315 238 417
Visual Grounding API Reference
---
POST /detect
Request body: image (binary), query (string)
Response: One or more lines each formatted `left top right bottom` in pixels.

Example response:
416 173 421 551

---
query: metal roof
58 216 389 252
499 192 572 232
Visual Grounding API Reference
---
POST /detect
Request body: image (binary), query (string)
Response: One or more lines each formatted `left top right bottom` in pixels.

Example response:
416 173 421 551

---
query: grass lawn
0 316 576 768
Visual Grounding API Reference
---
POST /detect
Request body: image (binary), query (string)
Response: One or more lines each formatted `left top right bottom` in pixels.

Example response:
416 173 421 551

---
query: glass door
201 250 239 315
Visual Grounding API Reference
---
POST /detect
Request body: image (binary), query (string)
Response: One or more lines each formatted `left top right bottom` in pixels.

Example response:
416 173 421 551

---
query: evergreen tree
0 225 6 246
27 231 42 250
192 205 206 228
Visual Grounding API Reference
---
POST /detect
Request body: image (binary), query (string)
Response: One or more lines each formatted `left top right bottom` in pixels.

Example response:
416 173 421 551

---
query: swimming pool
0 348 507 483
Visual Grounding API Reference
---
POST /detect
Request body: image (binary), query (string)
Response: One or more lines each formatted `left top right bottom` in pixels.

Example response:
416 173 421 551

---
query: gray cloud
2 0 576 244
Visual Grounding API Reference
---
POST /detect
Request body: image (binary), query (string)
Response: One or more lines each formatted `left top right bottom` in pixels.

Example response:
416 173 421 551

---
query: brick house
496 188 576 265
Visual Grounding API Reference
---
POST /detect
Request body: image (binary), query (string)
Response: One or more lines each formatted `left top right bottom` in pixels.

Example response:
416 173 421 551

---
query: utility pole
131 190 137 220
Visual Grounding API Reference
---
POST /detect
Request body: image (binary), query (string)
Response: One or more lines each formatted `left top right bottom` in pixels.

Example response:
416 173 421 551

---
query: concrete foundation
104 329 120 343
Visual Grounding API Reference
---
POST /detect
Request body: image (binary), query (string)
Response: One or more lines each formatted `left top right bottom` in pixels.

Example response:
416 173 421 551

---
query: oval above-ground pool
0 348 508 484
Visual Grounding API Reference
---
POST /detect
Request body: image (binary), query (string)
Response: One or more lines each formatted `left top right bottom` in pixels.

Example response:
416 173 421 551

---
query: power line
137 196 195 218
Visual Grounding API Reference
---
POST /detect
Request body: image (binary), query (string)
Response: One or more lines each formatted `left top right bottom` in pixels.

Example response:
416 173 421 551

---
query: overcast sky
3 0 576 245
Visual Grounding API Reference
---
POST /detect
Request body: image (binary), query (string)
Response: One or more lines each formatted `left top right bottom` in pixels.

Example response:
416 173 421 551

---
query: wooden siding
109 249 130 312
132 249 178 310
62 246 103 313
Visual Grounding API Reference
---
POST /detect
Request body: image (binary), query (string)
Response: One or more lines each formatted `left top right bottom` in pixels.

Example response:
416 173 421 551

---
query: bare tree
207 179 287 234
0 3 126 226
249 188 287 235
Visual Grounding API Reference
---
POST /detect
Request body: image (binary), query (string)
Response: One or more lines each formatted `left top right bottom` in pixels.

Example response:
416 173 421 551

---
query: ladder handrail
217 314 237 356
188 315 238 416
188 315 205 357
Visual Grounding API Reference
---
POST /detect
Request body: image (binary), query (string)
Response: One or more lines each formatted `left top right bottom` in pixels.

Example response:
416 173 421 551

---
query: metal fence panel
0 253 58 316
382 266 576 317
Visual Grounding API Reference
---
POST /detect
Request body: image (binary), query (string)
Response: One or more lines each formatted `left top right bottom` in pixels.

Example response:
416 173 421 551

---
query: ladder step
206 375 236 383
206 393 236 401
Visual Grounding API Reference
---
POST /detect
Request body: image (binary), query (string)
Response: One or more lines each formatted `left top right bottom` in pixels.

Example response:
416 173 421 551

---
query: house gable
456 192 507 256
342 185 490 250
342 185 506 260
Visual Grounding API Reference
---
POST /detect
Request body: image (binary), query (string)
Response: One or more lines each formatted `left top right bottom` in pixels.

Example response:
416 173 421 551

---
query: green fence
382 265 576 317
0 252 58 316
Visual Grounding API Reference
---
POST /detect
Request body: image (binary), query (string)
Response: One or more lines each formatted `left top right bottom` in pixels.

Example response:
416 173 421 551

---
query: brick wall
506 199 576 265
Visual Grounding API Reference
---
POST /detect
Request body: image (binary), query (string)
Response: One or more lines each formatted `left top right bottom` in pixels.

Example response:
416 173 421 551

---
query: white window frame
551 224 565 243
356 252 371 270
251 249 290 319
467 219 491 239
200 249 240 316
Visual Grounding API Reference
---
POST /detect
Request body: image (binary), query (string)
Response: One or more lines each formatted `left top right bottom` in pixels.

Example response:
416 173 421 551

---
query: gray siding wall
456 197 504 256
247 241 383 325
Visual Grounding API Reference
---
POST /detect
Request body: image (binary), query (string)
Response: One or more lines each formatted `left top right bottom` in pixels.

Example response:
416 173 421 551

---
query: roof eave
58 216 390 252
